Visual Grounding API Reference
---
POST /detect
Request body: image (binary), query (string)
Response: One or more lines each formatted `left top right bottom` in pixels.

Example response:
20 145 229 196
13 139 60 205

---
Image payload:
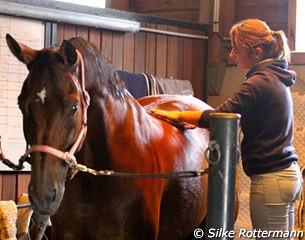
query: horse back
138 94 212 112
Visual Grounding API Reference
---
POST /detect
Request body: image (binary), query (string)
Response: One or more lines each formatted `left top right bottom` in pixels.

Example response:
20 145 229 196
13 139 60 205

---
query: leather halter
22 50 90 174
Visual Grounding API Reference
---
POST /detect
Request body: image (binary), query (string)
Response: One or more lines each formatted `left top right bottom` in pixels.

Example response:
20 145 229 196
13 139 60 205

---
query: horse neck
83 90 148 169
104 92 144 134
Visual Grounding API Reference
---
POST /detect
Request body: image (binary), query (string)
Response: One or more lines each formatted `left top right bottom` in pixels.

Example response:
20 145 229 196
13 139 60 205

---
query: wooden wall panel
56 23 207 98
191 30 206 99
56 23 208 98
234 0 289 34
129 0 200 12
129 0 200 23
176 28 184 79
17 174 31 199
134 30 146 73
167 26 179 78
183 28 193 82
62 24 77 40
88 28 102 51
123 32 135 72
0 173 30 202
155 25 168 77
1 174 16 200
106 0 129 11
101 30 114 63
112 32 124 70
145 23 157 75
287 0 296 51
76 26 89 40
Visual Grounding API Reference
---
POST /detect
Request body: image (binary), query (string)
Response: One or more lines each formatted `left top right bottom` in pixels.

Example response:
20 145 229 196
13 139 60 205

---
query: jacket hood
245 58 296 87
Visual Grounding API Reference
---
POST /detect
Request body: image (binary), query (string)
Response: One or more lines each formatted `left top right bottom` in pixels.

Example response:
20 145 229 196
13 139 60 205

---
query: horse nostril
28 184 34 194
50 188 57 203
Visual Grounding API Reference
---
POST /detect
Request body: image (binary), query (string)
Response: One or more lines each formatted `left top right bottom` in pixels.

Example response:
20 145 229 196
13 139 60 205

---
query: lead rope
36 220 49 240
72 164 209 178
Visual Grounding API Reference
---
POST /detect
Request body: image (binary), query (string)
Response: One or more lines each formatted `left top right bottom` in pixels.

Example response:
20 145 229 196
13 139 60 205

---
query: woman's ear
254 47 263 58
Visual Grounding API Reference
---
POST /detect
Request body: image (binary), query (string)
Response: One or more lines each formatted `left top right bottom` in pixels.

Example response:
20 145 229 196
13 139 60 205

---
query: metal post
205 113 240 240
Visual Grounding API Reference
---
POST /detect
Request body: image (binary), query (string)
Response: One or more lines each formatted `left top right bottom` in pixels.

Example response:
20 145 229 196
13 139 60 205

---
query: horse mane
67 37 127 99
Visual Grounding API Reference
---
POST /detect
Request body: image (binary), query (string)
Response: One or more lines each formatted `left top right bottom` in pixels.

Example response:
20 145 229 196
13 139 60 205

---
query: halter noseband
22 50 89 172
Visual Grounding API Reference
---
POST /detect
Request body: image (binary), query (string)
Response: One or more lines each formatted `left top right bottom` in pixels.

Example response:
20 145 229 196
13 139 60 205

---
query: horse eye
71 105 78 114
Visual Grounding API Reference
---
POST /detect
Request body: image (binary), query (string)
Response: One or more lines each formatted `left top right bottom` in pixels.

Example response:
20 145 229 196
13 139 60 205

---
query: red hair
230 19 291 62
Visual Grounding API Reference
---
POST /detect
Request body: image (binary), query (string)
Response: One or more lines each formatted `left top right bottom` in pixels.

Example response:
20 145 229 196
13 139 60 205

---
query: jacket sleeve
198 75 265 128
215 76 265 114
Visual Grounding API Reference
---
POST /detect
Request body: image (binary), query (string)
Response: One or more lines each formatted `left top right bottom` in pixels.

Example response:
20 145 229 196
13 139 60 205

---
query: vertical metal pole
205 113 240 240
44 22 57 47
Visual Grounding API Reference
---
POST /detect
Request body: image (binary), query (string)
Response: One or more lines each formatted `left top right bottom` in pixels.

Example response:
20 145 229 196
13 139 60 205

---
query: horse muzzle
28 182 65 216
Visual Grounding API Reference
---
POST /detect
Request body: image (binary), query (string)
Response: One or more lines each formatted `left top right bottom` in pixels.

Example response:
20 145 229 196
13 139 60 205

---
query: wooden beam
129 0 200 13
106 0 129 11
199 0 212 24
288 0 296 51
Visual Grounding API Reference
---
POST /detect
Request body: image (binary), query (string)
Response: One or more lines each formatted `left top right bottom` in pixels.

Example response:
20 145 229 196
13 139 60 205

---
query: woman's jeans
250 162 303 239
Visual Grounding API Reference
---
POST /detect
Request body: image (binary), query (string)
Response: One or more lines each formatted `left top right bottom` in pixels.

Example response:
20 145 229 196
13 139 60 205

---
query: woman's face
229 38 259 69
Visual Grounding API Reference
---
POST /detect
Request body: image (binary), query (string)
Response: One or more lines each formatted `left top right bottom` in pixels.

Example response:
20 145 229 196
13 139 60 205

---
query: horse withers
6 33 237 239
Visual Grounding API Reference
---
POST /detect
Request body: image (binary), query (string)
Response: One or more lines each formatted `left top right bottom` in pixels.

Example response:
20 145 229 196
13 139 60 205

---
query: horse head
6 34 89 215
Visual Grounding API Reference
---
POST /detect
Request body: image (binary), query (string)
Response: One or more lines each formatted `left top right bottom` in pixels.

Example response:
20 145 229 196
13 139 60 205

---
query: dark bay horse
6 34 233 239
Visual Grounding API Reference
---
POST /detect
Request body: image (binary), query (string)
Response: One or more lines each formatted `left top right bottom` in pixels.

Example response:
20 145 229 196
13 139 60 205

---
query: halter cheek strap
23 123 87 167
22 50 89 180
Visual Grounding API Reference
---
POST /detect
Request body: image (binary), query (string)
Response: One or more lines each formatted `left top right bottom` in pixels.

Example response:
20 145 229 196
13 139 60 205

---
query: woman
151 19 302 237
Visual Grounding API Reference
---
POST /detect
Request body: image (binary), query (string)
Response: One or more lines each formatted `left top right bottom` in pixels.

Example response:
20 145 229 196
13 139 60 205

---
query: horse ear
59 40 78 67
6 34 36 67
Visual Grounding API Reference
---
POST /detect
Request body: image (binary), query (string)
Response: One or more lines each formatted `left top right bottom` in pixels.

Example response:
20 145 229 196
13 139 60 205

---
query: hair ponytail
269 30 291 62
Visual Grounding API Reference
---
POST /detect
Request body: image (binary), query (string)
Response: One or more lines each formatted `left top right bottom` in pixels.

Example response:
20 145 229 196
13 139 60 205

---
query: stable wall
56 22 208 99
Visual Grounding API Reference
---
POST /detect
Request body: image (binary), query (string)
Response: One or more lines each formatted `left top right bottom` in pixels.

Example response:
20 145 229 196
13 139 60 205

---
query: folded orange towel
0 200 17 240
16 194 33 238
